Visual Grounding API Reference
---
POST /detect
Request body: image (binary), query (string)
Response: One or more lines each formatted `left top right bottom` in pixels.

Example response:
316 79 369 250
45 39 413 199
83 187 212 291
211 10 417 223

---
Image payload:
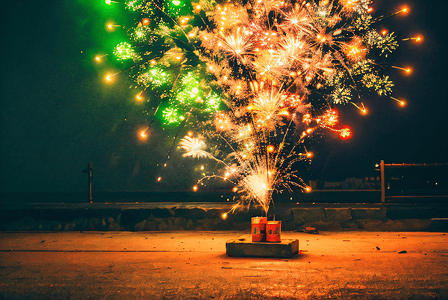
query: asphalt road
1 231 447 299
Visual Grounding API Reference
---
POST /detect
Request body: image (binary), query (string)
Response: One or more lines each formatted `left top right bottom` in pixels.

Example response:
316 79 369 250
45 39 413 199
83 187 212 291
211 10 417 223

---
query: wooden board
226 235 299 258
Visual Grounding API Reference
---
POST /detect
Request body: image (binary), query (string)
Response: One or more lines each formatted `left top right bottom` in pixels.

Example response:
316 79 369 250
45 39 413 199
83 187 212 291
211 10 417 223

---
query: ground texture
1 231 447 299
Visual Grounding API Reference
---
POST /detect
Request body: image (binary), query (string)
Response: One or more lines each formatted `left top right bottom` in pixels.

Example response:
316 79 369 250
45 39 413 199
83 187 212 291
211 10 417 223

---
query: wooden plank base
226 235 299 258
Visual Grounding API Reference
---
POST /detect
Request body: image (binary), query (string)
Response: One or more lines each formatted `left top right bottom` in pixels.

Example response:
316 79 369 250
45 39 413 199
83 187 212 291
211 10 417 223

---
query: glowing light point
232 187 238 192
104 72 117 84
139 127 149 140
106 23 121 32
392 66 413 75
267 145 275 153
339 126 353 140
403 35 423 43
157 177 162 182
222 213 228 220
95 54 107 63
306 152 313 159
193 185 198 192
305 186 312 193
390 96 406 107
194 4 202 13
136 93 144 102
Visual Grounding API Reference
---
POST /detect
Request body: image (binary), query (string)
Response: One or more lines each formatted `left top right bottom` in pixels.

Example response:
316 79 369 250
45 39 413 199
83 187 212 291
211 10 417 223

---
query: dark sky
1 0 447 193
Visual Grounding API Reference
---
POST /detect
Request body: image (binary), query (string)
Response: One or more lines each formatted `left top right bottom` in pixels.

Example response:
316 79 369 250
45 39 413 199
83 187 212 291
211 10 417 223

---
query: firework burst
95 0 419 214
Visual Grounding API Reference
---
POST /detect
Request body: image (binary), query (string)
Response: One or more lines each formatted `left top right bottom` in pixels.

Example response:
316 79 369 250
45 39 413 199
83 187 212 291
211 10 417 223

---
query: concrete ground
0 231 447 299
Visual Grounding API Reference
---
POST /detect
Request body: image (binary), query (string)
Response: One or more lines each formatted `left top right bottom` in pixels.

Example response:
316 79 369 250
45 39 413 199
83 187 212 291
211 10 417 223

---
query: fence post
380 160 385 203
88 163 93 203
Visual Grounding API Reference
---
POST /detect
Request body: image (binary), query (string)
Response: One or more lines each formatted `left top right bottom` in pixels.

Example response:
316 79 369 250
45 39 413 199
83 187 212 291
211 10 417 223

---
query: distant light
193 185 198 192
222 213 228 220
157 177 162 182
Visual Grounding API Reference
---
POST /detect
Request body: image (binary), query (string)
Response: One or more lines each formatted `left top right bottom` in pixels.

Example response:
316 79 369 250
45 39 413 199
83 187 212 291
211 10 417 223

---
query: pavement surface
0 231 447 299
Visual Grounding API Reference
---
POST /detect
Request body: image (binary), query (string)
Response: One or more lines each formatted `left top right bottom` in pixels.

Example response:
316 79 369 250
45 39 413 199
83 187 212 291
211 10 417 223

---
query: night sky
1 0 447 193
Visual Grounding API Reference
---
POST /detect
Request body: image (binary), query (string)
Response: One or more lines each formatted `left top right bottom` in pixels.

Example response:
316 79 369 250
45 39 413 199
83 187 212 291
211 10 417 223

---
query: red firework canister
251 217 267 242
266 221 281 242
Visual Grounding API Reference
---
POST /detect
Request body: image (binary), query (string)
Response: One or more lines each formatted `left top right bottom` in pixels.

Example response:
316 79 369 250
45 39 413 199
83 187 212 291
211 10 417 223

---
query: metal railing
377 160 448 203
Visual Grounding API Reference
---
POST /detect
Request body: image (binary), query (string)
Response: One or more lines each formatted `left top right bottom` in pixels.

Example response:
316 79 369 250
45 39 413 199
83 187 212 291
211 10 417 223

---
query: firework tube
266 221 281 242
251 217 267 242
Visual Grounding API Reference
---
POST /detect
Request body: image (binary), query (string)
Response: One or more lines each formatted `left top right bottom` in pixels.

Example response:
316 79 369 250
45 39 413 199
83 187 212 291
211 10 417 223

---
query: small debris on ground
398 250 407 254
376 247 380 250
298 227 319 234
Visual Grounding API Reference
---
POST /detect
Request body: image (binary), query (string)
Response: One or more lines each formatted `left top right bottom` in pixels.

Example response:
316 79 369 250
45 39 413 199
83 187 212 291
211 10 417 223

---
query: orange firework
339 126 353 140
302 113 312 125
321 109 339 127
344 37 366 62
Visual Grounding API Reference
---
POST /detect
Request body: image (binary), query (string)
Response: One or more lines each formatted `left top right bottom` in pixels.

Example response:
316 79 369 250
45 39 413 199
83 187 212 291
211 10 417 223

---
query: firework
95 0 419 214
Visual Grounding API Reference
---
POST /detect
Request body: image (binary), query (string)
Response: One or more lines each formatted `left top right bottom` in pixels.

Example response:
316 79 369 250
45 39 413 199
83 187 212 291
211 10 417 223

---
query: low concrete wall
0 203 447 232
